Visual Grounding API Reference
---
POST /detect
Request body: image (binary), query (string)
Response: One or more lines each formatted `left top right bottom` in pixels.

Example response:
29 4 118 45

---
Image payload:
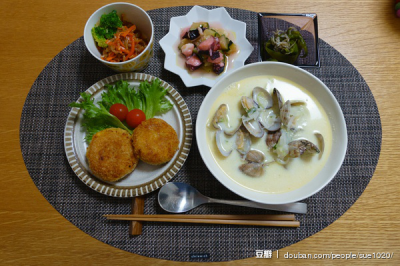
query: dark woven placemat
20 6 381 262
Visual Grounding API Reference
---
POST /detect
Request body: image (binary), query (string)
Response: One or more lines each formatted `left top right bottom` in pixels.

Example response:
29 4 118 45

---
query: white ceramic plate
159 5 254 87
196 62 347 204
64 73 192 197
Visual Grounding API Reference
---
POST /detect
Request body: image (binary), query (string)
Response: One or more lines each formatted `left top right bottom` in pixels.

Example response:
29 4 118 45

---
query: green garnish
91 10 123 48
247 107 257 115
69 78 173 142
99 79 173 120
69 92 132 142
264 27 308 64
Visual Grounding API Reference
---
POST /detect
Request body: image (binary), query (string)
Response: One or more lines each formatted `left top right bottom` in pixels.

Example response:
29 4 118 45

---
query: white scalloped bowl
196 62 348 204
159 6 254 87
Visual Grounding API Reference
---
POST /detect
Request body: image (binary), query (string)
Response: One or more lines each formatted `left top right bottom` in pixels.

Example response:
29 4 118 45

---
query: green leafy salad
70 78 173 142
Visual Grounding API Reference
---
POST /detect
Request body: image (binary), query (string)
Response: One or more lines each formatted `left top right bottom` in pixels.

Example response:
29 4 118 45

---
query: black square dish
258 13 320 67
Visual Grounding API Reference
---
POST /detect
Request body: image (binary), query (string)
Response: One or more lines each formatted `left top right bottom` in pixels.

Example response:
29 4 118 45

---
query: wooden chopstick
104 214 299 227
106 214 295 221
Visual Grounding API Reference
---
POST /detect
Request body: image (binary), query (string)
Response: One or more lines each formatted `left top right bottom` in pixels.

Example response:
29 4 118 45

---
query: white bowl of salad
84 2 154 72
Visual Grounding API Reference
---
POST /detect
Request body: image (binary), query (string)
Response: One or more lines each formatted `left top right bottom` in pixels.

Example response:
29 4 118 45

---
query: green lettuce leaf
69 79 173 143
99 79 173 119
69 92 132 142
138 78 173 119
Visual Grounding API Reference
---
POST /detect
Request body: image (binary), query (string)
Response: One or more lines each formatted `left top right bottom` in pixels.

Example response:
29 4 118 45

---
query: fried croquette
132 118 179 165
86 128 138 182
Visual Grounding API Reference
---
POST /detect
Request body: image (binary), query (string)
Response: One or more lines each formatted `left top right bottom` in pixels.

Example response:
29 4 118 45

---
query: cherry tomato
109 103 129 121
126 109 146 128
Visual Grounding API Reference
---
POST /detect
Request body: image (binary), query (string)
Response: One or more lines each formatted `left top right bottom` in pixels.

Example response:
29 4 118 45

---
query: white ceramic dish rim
83 2 154 66
64 73 193 198
159 5 254 87
196 61 348 204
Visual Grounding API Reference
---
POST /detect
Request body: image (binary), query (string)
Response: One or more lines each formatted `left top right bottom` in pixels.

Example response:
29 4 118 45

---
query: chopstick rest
129 196 145 235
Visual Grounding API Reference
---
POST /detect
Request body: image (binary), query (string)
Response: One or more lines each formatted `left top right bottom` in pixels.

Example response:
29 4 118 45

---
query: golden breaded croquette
86 128 138 182
132 118 179 165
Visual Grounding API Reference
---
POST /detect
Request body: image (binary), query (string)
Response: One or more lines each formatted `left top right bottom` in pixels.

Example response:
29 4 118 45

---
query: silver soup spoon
158 182 307 214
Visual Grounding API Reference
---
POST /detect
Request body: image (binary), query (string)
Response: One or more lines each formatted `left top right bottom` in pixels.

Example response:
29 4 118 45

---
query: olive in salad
263 27 308 64
178 22 237 75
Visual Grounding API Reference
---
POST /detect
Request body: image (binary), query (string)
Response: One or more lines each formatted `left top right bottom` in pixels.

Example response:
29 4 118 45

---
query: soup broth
206 75 333 193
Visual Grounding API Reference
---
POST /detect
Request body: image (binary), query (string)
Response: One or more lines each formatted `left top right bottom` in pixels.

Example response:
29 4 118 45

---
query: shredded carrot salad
100 23 148 62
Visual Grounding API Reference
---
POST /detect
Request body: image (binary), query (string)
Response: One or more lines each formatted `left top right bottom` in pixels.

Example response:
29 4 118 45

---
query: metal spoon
158 182 307 214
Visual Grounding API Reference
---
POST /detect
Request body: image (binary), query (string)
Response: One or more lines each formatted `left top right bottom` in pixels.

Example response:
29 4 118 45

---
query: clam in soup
206 75 333 193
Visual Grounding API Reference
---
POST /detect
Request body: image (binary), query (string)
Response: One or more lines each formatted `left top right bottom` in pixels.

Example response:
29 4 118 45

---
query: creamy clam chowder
206 75 333 193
